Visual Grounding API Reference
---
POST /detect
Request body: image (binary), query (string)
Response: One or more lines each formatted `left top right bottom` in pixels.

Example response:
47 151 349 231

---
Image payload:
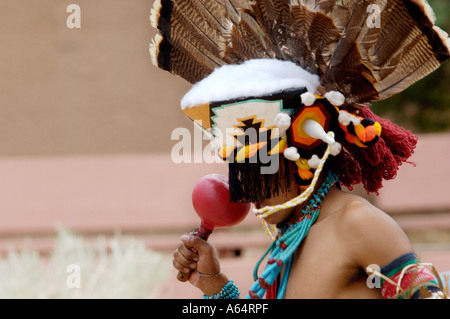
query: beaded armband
377 252 441 299
202 280 240 299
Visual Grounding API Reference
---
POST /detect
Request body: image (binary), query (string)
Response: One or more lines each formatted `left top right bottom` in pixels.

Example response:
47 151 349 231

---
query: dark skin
173 172 414 298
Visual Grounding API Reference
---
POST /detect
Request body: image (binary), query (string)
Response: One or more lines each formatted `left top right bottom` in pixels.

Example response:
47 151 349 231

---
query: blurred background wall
0 0 191 156
0 0 449 298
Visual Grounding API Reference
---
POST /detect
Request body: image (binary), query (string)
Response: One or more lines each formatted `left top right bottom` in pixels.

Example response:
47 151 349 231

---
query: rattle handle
177 224 213 282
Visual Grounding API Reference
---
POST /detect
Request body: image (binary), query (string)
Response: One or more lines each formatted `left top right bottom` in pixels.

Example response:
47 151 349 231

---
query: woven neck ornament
245 170 338 299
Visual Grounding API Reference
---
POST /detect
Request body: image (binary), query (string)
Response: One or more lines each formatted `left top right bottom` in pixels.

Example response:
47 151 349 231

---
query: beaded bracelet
202 279 240 299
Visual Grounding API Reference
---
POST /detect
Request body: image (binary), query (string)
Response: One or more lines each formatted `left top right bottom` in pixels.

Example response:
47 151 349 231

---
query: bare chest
281 222 381 299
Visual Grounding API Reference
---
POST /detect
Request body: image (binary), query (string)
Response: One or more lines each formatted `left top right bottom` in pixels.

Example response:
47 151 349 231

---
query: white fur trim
180 59 320 109
300 92 316 106
284 147 300 161
307 155 321 169
338 110 360 126
324 91 345 106
274 113 291 134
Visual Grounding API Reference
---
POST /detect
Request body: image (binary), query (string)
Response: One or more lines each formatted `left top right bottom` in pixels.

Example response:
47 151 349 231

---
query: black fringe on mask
228 155 293 203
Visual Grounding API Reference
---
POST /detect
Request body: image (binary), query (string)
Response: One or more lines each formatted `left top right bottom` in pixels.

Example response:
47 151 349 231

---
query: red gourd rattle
177 174 251 282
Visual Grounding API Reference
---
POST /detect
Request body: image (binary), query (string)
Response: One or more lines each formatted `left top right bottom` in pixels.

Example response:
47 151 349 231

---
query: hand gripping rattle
177 174 251 282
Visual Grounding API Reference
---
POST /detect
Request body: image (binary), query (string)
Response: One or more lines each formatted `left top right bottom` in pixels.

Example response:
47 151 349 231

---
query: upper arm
338 198 414 272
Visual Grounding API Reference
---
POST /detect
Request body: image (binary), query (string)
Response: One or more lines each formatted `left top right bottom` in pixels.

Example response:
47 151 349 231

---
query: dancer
150 0 449 299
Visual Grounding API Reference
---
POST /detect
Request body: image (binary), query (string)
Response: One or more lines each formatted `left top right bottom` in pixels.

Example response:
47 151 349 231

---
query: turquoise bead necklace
245 170 339 299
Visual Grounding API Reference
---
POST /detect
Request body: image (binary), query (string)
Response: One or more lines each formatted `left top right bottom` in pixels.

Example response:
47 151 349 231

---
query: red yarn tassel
332 107 418 194
361 109 418 165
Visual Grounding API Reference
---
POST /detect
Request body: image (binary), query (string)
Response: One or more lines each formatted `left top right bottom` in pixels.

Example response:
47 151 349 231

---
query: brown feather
155 0 225 59
320 0 449 104
155 4 224 68
260 0 291 24
149 0 449 103
227 17 273 61
150 34 213 83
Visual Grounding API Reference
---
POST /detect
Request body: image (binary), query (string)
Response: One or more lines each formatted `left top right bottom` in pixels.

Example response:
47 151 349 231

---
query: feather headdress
149 0 449 203
150 0 449 104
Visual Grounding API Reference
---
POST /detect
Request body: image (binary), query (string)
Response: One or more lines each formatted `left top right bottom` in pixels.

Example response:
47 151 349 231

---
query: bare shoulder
326 188 414 268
